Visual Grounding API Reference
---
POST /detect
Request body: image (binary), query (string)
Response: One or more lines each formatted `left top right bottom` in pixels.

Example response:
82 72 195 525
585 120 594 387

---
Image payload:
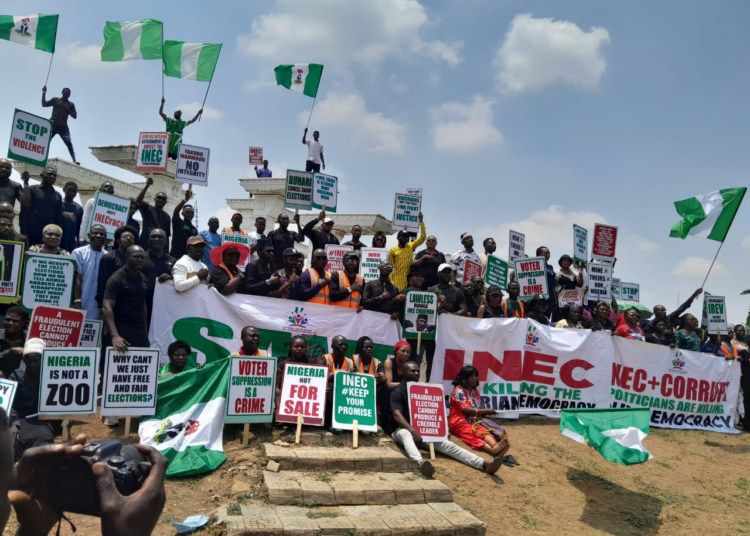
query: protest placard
407 382 447 442
359 247 390 282
592 224 618 263
221 232 252 271
135 132 169 173
39 348 99 416
587 263 612 302
621 282 640 303
21 253 76 311
100 347 159 417
332 371 377 432
284 169 313 210
88 191 130 239
392 193 422 232
276 362 328 426
513 256 548 300
28 306 85 348
612 278 622 301
325 244 353 273
508 230 525 262
8 109 52 167
248 146 263 166
402 290 438 341
484 255 509 290
226 355 277 424
701 294 727 332
79 320 102 348
406 188 423 197
0 378 17 414
461 259 483 284
558 289 584 308
312 173 338 213
0 239 26 304
175 144 210 187
573 225 588 263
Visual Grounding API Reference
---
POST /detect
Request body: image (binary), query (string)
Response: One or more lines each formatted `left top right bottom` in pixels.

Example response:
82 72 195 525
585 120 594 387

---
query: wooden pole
306 97 317 130
429 443 435 460
44 53 55 86
701 241 725 289
61 419 69 441
352 420 359 449
122 416 131 439
295 413 303 444
416 331 422 356
243 423 250 446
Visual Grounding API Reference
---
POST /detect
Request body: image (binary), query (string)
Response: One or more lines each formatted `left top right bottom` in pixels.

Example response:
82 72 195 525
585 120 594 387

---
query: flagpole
701 241 724 288
198 79 213 123
306 97 317 130
44 53 54 86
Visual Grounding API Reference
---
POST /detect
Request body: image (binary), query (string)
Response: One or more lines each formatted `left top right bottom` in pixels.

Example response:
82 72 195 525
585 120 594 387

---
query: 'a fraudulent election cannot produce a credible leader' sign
89 191 130 240
332 371 377 432
21 253 76 311
8 109 52 167
135 132 169 173
226 355 277 424
407 383 448 442
513 256 549 300
101 347 159 417
276 362 328 426
28 306 85 348
284 170 313 210
592 224 618 263
175 144 210 187
39 348 99 416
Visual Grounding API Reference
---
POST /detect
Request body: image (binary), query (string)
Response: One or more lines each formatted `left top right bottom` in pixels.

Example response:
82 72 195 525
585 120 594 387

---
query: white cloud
302 92 406 154
494 14 610 93
237 0 462 67
635 237 662 252
389 74 408 93
431 95 504 153
673 257 727 278
175 102 224 121
741 236 750 249
58 42 120 70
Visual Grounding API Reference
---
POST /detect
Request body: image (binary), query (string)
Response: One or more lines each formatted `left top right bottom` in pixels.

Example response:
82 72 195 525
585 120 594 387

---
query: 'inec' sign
592 224 618 263
508 230 525 262
392 193 421 232
332 371 377 432
484 255 509 290
0 378 18 414
276 362 328 426
175 144 210 187
312 173 338 213
89 191 130 240
402 290 438 341
513 256 549 301
284 169 313 210
701 294 727 332
28 306 85 348
359 247 390 282
21 253 76 311
248 146 263 166
573 225 588 263
135 132 169 172
620 282 640 303
39 348 99 415
8 109 52 167
325 244 353 273
101 347 159 416
588 263 612 302
226 355 277 424
407 383 447 442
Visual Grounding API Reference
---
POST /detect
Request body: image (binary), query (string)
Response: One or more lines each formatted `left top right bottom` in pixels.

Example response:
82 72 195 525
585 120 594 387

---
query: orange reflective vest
331 271 363 309
222 227 247 236
306 268 331 305
353 354 381 375
323 354 353 374
234 348 268 357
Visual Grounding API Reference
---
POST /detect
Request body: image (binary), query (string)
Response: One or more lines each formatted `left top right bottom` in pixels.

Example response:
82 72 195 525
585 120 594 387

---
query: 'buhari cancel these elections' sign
8 109 52 167
175 144 210 187
284 170 313 210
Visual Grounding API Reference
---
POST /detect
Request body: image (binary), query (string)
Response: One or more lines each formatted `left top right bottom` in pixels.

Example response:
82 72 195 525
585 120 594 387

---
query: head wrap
394 340 411 353
24 338 45 356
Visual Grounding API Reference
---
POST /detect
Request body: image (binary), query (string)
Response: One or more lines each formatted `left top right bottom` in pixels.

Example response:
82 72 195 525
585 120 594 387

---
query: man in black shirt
270 248 301 300
0 202 27 247
103 245 149 351
413 236 446 290
143 229 175 327
60 182 83 253
19 167 62 247
0 159 23 208
209 244 244 296
242 238 281 296
96 225 138 308
302 211 340 250
429 263 467 316
169 190 197 259
135 177 171 249
267 212 303 270
362 261 399 319
41 86 79 164
343 225 366 253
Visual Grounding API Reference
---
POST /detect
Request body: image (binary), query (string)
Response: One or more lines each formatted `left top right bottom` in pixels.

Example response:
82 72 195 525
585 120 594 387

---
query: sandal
505 455 519 466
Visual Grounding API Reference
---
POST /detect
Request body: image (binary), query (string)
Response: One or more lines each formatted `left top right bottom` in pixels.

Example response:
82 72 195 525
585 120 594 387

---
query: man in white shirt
248 216 267 263
172 235 209 292
302 128 325 173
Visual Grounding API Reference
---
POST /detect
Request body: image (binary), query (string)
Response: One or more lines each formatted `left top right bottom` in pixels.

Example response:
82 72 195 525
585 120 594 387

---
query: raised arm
41 86 51 107
158 98 167 121
293 213 304 241
186 108 203 126
135 177 153 208
302 214 321 240
172 189 191 220
408 216 426 249
302 128 308 145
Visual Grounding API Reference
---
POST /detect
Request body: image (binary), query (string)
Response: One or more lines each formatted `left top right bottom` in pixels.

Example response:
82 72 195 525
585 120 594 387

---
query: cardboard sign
592 224 618 263
407 382 447 442
79 320 103 348
332 371 377 432
573 225 588 263
620 282 640 303
100 347 159 417
226 355 277 424
8 109 52 167
325 244 353 273
39 348 99 415
513 256 549 301
359 247 390 282
508 230 525 262
392 193 422 232
21 253 76 311
558 288 584 308
701 294 727 333
284 169 313 210
221 232 252 271
0 239 26 304
461 259 483 284
402 290 438 341
88 191 130 240
28 306 85 348
135 132 169 172
312 173 338 213
276 362 328 426
0 378 17 414
175 144 210 187
406 188 423 197
612 278 622 301
248 146 263 166
484 255 509 290
587 262 612 302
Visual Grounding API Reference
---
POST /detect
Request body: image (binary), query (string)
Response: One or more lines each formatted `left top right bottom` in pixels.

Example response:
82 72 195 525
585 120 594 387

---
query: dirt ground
3 415 750 536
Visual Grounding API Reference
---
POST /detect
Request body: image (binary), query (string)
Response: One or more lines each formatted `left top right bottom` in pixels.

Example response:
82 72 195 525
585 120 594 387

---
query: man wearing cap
430 263 467 317
267 212 303 270
526 294 550 325
329 252 365 309
170 189 198 259
298 248 332 304
242 237 281 296
209 243 246 295
362 260 399 319
199 216 222 271
303 211 340 251
223 212 247 236
388 212 425 290
172 236 209 292
270 248 302 299
450 232 481 286
135 177 171 250
143 229 175 326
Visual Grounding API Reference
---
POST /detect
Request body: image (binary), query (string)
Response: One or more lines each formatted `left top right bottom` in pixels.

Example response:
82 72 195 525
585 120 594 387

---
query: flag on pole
0 14 58 53
669 187 746 242
139 358 229 477
163 41 222 81
101 19 163 61
560 408 653 466
274 64 324 98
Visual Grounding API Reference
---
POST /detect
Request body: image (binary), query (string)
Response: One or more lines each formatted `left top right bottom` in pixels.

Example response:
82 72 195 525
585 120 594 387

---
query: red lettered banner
249 146 263 165
407 383 447 442
592 224 618 263
276 362 328 426
325 244 354 273
28 306 85 348
226 355 277 424
461 259 483 284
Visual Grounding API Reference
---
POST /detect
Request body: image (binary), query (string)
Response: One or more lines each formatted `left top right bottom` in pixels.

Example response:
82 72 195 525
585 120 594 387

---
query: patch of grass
567 471 617 491
159 514 176 524
737 478 750 490
316 473 333 483
709 494 729 504
537 442 566 458
692 476 704 485
296 499 320 508
518 482 537 489
235 493 248 505
306 512 339 519
633 476 686 505
739 520 750 527
704 439 722 447
655 460 671 468
171 475 202 488
686 450 713 462
226 504 241 515
520 514 541 530
460 490 476 497
625 512 658 529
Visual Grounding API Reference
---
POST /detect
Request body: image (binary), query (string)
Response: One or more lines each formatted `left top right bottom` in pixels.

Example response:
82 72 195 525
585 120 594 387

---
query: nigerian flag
0 14 58 53
139 357 229 477
274 64 323 98
101 19 163 61
163 41 222 81
560 408 653 466
669 187 746 242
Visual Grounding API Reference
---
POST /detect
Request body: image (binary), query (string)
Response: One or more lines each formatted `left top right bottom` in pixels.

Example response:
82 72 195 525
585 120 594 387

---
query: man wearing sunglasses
298 248 332 304
135 177 171 250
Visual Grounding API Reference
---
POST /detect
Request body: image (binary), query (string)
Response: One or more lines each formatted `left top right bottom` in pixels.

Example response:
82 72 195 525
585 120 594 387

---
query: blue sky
2 1 749 323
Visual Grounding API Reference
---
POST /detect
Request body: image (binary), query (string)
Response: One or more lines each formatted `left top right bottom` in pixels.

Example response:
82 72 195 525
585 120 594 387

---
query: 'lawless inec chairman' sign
8 109 52 167
175 144 210 187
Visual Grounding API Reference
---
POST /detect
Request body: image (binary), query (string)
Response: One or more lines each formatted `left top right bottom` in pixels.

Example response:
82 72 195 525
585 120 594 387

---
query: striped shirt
388 221 426 290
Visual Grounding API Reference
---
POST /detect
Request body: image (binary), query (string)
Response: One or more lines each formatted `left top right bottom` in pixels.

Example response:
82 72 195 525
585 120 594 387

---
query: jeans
392 427 484 470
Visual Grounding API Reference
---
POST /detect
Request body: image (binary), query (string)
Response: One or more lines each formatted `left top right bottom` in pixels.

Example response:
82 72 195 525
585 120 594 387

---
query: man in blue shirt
72 224 107 319
254 160 272 178
199 217 221 271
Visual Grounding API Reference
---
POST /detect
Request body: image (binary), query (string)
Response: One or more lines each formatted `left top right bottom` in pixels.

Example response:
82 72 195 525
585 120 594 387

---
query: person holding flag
41 86 78 164
159 99 202 160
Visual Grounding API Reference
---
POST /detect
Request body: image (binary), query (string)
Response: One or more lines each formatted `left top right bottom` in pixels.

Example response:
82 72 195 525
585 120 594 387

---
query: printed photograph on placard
0 239 25 304
402 290 438 340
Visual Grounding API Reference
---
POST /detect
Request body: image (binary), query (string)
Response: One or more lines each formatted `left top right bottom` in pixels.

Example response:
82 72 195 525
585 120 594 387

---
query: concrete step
264 443 418 472
264 470 453 506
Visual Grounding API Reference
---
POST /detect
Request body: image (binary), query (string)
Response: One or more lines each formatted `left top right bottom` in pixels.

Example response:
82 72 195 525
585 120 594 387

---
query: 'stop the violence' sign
135 132 169 172
8 109 52 167
592 224 618 263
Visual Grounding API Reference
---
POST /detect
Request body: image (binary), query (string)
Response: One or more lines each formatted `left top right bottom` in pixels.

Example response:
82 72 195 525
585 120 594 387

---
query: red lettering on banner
235 398 266 414
443 349 466 381
522 352 556 385
472 351 522 382
632 369 647 393
560 359 594 389
239 360 268 376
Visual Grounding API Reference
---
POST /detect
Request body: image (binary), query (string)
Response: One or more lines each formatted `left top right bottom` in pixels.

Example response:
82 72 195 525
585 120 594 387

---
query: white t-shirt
306 140 323 164
248 231 263 262
172 255 207 292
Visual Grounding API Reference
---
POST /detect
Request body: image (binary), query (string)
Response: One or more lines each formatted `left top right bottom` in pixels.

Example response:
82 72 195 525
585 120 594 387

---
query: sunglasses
314 255 328 260
225 252 241 257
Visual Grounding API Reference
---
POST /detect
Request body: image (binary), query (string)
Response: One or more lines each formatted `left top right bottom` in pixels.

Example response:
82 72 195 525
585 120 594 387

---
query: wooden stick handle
122 416 131 439
429 442 435 460
417 331 422 356
295 413 303 444
352 420 359 449
243 423 250 447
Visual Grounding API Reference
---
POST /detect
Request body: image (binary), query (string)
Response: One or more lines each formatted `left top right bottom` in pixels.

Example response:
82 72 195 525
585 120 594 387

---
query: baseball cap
283 248 302 257
343 251 359 262
187 235 207 245
438 263 452 272
323 217 334 224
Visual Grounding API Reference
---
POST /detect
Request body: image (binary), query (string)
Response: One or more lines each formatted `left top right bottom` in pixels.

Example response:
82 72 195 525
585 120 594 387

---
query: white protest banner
28 306 85 348
276 362 328 426
587 263 612 303
101 347 159 417
312 173 338 213
513 256 548 300
135 132 169 173
573 225 588 263
558 289 584 308
0 378 17 414
21 253 76 311
0 239 26 304
221 232 252 271
612 278 622 301
406 188 423 197
332 371 378 432
392 193 421 232
175 144 210 187
402 290 438 341
325 244 353 273
284 169 313 210
621 282 640 303
592 224 618 263
407 383 448 442
8 109 52 167
484 255 509 290
79 320 102 348
88 191 130 239
701 294 727 333
248 146 263 166
461 259 483 284
508 230 525 262
226 355 277 424
39 348 99 416
359 247 390 282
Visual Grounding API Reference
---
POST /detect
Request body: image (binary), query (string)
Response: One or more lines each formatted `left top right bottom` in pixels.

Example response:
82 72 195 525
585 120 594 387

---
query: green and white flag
669 187 746 242
0 14 58 53
101 19 163 61
274 64 323 98
139 357 229 477
163 40 222 81
560 408 652 466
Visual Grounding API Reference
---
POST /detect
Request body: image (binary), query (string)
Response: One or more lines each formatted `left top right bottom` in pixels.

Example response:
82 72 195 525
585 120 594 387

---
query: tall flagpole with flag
274 63 324 126
0 14 59 83
162 41 222 122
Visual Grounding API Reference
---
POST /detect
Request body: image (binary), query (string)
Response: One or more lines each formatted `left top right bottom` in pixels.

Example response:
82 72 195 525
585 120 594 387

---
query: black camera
50 439 149 516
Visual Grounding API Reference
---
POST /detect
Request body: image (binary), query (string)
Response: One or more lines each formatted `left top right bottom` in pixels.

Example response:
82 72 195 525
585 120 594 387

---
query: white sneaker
103 416 119 427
